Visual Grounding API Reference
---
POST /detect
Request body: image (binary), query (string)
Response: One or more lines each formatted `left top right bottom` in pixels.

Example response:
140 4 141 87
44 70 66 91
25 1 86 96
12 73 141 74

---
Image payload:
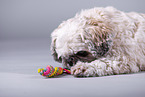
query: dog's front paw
71 63 95 77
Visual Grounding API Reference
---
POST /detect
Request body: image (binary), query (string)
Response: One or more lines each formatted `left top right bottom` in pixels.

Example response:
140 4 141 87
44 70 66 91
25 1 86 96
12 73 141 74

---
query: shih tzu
51 7 145 77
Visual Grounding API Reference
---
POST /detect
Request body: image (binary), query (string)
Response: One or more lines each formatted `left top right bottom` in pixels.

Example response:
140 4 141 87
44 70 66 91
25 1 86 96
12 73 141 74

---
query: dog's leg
71 58 140 77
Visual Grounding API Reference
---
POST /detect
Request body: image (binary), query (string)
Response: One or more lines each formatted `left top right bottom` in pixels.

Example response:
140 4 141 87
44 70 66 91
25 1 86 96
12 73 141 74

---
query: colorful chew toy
38 65 71 78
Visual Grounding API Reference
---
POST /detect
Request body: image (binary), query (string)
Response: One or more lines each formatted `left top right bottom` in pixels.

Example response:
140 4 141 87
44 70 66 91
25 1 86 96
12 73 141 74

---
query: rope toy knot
38 65 71 78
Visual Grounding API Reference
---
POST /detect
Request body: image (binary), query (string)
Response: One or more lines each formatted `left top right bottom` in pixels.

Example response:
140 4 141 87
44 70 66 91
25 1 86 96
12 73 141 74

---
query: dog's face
51 14 112 68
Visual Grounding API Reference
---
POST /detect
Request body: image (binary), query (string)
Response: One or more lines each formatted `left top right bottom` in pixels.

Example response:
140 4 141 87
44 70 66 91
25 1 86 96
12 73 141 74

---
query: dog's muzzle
62 56 78 68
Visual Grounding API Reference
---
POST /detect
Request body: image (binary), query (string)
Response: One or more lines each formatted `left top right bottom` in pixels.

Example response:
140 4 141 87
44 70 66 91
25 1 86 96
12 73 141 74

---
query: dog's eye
76 51 88 57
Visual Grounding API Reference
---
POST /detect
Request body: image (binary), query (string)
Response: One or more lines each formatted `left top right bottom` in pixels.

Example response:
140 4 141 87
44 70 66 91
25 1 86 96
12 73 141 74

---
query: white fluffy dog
51 7 145 77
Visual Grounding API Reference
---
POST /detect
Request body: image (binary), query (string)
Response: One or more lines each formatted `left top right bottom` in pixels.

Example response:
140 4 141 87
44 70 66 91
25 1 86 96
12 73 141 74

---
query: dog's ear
51 37 62 63
84 19 112 57
50 21 67 63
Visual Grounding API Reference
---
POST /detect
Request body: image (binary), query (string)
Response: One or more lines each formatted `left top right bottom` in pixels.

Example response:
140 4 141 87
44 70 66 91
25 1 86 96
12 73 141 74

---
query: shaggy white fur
51 6 145 77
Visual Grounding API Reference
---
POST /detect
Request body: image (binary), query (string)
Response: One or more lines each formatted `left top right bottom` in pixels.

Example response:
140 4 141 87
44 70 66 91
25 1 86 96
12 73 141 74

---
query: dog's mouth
62 51 96 68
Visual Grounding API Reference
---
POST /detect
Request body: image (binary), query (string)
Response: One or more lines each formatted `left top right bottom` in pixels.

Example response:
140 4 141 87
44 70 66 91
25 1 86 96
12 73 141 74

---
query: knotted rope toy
38 65 71 78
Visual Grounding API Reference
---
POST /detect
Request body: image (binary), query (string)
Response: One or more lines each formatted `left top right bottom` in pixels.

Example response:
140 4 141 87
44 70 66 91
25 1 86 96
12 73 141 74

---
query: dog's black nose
67 57 74 66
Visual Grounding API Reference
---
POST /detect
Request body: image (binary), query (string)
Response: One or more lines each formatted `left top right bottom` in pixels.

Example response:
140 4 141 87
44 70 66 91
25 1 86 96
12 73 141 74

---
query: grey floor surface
0 39 145 97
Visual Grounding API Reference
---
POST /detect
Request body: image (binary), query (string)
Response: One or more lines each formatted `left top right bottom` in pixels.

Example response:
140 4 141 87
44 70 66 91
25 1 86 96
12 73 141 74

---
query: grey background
1 0 145 40
0 0 145 97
